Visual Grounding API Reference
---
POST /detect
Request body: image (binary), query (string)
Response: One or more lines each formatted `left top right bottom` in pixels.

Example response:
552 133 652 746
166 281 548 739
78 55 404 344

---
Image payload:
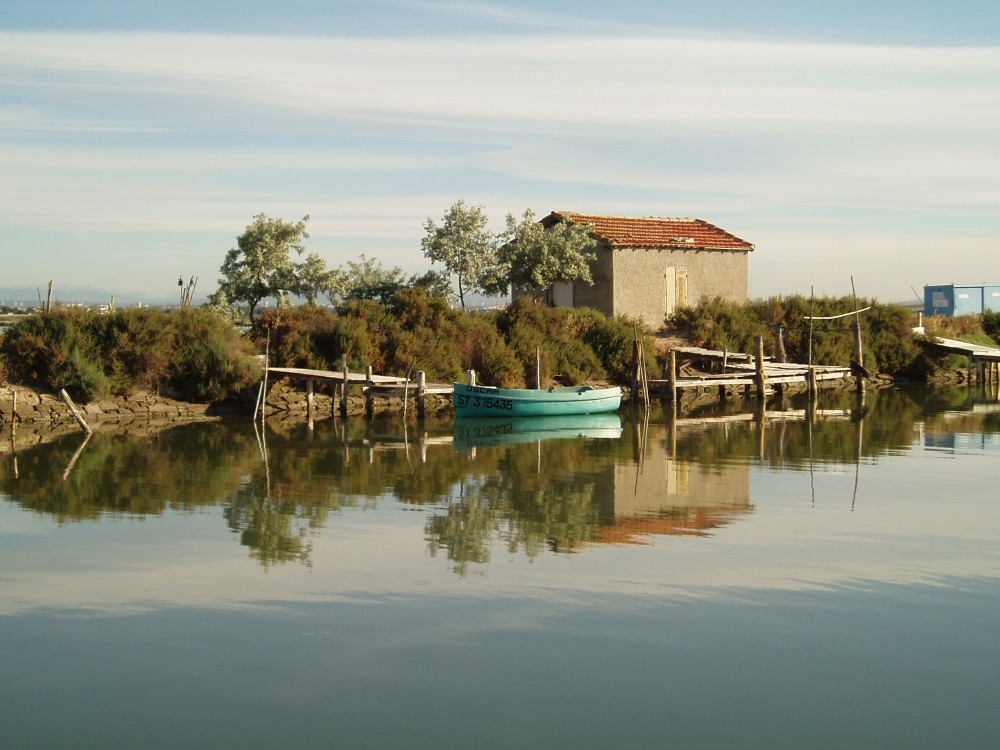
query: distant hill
0 285 189 308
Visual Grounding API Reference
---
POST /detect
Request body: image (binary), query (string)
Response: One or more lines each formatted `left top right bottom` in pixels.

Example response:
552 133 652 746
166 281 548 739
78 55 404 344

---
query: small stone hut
524 211 754 327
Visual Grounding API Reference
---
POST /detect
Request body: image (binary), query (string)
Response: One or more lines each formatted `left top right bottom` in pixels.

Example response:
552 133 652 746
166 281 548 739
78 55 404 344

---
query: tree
406 269 453 300
339 254 408 305
420 199 499 310
295 252 342 305
494 209 596 296
216 213 310 321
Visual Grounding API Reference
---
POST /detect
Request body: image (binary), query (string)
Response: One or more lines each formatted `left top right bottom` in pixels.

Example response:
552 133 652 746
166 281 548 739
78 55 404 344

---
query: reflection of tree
224 478 313 568
0 422 260 522
424 441 606 575
3 387 996 573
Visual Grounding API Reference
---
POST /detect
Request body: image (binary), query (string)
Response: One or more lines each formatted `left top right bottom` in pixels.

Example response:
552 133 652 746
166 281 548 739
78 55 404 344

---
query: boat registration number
456 393 514 411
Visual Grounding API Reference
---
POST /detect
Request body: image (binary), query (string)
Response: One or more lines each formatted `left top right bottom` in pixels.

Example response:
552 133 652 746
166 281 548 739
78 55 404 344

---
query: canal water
2 386 999 749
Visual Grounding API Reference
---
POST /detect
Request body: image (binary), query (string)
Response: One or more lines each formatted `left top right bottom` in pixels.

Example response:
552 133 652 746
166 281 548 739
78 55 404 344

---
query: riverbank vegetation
256 289 653 389
0 307 260 403
665 295 998 380
1 292 997 405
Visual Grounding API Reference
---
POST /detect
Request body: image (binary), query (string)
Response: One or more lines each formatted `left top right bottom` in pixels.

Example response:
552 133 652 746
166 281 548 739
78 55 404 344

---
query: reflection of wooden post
340 354 349 418
851 321 865 393
416 371 426 418
755 398 766 462
754 336 767 400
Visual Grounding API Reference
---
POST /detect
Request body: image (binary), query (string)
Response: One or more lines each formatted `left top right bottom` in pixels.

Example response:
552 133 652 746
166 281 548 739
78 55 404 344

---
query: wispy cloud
1 29 998 297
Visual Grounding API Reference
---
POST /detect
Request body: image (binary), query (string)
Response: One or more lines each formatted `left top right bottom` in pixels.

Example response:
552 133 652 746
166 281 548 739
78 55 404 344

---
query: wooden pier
650 336 854 405
919 336 1000 384
264 357 452 421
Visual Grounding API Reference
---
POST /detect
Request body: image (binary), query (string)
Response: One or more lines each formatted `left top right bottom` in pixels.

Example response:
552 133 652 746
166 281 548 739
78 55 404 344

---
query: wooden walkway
264 364 451 419
649 337 856 404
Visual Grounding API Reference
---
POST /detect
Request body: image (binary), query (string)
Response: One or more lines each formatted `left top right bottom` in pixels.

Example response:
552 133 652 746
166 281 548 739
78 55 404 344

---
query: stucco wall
569 245 614 315
611 247 748 326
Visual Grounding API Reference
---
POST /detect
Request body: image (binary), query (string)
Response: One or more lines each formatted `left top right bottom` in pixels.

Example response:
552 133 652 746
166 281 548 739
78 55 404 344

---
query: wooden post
416 371 426 418
774 326 786 364
59 388 92 435
46 280 53 313
754 336 767 400
466 370 476 386
306 378 314 430
535 347 541 389
851 321 865 393
365 365 374 417
340 354 349 418
260 326 270 423
630 339 639 401
10 390 16 440
667 349 677 408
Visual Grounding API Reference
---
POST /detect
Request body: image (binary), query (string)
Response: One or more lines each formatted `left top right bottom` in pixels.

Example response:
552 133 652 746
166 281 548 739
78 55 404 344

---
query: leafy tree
216 213 310 321
295 252 342 305
339 254 408 304
406 269 452 300
494 209 596 295
420 199 499 310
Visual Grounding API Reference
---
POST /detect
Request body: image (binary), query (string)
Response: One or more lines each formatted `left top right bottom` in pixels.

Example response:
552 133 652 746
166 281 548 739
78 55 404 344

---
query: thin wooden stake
59 388 92 435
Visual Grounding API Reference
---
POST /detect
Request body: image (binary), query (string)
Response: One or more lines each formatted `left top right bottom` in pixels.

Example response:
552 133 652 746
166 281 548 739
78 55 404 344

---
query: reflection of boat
453 383 622 417
454 413 622 449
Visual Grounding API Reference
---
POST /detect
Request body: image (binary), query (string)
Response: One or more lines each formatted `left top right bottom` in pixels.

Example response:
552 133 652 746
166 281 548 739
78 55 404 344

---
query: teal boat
454 413 622 450
453 382 622 417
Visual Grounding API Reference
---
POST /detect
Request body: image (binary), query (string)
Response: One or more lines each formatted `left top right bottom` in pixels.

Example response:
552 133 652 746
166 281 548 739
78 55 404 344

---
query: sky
2 1 999 305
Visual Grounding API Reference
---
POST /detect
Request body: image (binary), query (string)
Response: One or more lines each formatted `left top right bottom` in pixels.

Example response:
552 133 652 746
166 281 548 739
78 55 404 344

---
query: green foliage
494 209 596 294
983 311 1000 343
168 309 261 402
258 290 642 388
496 299 646 384
216 213 312 320
667 295 928 377
421 199 499 310
0 307 259 402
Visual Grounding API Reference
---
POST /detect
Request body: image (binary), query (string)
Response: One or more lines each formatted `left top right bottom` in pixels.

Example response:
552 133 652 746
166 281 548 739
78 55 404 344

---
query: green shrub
168 309 260 402
0 307 259 403
983 311 1000 344
667 295 932 377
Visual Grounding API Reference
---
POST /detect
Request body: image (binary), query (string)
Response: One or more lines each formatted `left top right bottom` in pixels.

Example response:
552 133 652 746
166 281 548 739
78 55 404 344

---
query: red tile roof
545 212 754 252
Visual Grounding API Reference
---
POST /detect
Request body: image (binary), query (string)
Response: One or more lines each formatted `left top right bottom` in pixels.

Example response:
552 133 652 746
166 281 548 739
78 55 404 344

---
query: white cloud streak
1 30 998 297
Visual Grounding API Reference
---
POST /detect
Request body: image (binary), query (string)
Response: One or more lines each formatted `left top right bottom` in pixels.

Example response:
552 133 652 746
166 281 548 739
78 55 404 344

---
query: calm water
2 386 999 749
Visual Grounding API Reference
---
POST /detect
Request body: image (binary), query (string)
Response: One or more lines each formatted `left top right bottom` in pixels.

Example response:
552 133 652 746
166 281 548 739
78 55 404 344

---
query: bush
667 295 931 377
984 311 1000 344
0 307 259 402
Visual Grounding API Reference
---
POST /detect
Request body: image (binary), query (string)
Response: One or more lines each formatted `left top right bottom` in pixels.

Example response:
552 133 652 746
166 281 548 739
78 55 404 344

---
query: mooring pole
416 370 426 419
668 349 677 408
754 336 767 400
340 353 349 418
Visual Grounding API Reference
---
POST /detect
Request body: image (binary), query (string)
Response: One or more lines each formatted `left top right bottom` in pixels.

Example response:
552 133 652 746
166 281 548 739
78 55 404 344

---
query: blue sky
2 1 999 304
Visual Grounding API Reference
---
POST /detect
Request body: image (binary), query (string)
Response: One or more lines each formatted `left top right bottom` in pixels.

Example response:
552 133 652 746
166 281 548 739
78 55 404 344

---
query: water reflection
1 386 998 574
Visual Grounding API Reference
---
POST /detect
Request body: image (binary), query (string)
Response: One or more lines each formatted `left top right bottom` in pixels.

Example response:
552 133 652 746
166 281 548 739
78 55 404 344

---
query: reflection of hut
591 453 752 544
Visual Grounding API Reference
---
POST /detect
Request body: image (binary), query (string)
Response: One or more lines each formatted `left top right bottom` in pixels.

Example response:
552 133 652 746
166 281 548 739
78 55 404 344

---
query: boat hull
453 383 622 417
454 413 622 450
